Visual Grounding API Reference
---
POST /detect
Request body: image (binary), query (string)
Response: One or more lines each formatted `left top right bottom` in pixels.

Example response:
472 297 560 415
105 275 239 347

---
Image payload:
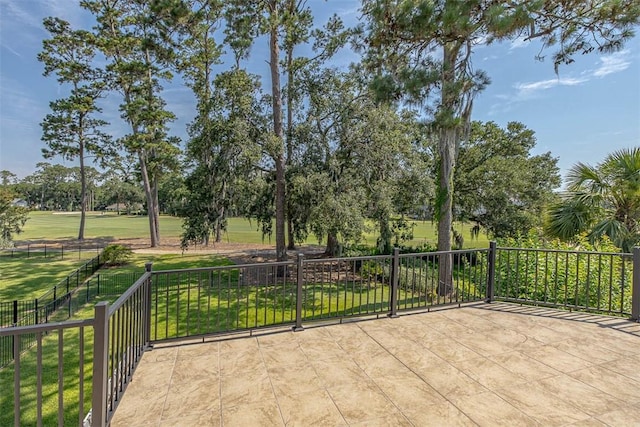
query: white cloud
489 49 634 115
593 50 631 77
488 76 588 115
514 76 588 96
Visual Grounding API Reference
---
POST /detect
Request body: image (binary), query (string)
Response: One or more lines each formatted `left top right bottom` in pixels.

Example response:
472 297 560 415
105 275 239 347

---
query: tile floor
110 302 640 426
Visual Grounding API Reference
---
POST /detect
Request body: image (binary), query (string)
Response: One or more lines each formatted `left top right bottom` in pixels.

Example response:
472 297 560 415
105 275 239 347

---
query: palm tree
546 147 640 252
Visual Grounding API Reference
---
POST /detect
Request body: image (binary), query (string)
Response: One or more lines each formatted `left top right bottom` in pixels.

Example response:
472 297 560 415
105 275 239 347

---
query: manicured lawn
15 211 185 242
0 256 99 301
16 211 490 249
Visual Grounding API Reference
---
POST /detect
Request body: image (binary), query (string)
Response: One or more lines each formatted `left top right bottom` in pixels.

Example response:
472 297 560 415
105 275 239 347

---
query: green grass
121 253 236 273
16 211 185 242
0 255 99 301
16 211 490 249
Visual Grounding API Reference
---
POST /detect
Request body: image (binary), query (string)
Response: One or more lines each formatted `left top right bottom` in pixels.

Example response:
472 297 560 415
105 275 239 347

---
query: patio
110 302 640 427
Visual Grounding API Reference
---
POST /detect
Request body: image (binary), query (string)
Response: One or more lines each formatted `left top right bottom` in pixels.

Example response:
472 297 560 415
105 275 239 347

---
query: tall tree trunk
152 175 160 244
139 151 158 247
285 16 296 250
78 134 86 241
437 128 455 296
269 0 287 264
215 181 227 243
437 42 459 296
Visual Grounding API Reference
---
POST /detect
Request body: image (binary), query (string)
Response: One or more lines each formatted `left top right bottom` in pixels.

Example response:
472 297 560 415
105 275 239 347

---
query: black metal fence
493 245 637 317
0 269 150 427
0 242 102 260
147 248 492 342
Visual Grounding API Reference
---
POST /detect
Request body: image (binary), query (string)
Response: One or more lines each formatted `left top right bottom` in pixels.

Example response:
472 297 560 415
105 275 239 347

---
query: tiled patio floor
110 302 640 426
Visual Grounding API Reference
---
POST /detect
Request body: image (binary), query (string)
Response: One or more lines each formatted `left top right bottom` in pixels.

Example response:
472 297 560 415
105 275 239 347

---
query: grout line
353 320 484 426
256 337 286 426
218 341 223 426
158 348 179 423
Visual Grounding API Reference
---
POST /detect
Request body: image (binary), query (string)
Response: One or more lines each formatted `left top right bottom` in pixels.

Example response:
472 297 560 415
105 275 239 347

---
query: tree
288 67 431 255
82 0 185 247
455 121 560 238
38 17 112 240
181 69 264 247
20 162 78 210
0 187 29 246
221 0 288 261
288 68 369 255
546 147 640 252
361 0 640 294
178 0 229 244
0 171 17 186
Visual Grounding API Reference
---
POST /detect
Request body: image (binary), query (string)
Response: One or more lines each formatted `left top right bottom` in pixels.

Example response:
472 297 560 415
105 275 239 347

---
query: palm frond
566 162 605 194
545 199 592 240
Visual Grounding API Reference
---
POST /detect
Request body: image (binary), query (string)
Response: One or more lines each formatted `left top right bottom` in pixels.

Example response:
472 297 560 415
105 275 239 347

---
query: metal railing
148 249 491 341
92 266 152 426
492 245 637 318
1 244 639 426
397 249 489 311
0 317 95 426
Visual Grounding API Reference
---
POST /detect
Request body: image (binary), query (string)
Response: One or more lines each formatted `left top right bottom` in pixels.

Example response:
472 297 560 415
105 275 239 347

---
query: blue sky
0 0 639 185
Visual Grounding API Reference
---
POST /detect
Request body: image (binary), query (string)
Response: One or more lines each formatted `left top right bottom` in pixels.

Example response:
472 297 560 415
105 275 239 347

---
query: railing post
34 299 39 324
293 254 304 332
12 300 18 326
388 248 399 318
631 247 640 321
145 263 153 346
486 241 497 302
92 301 110 427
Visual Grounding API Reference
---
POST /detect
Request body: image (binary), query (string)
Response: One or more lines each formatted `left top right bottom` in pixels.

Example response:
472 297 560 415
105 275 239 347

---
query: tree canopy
455 121 560 239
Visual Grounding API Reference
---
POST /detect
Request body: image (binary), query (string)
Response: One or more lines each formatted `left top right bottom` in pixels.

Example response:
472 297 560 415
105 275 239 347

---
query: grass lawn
15 211 490 249
117 253 236 273
1 253 237 426
0 256 100 302
15 211 185 242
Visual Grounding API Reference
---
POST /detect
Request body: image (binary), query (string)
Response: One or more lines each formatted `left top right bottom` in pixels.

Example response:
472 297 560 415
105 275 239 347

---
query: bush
102 244 133 266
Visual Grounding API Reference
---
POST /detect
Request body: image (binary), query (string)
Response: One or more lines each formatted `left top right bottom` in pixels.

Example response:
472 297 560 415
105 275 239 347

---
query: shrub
102 244 133 266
